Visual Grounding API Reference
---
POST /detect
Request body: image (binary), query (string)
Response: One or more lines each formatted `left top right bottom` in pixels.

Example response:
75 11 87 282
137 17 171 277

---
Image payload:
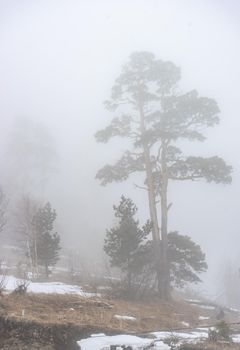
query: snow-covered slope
78 334 169 350
1 275 94 296
78 328 240 349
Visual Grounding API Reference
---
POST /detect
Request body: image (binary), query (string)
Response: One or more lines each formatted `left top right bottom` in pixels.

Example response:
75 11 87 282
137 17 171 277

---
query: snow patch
1 275 95 296
152 330 208 340
198 316 210 320
232 334 240 343
78 334 169 350
114 315 137 321
185 299 201 303
78 328 240 349
198 304 215 310
229 307 240 313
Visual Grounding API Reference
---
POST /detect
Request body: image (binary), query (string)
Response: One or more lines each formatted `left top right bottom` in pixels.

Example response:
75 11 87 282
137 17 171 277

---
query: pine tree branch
134 183 148 191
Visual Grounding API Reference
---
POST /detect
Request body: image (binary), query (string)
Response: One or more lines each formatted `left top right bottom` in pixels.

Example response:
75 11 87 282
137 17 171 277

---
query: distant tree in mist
33 202 60 278
96 52 232 300
6 117 57 198
220 262 240 308
14 195 40 277
0 188 7 234
105 196 207 297
15 199 60 278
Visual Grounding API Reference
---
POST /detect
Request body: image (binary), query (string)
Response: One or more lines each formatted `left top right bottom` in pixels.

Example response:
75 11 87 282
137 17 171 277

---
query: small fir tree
33 202 60 277
104 197 208 296
104 196 151 290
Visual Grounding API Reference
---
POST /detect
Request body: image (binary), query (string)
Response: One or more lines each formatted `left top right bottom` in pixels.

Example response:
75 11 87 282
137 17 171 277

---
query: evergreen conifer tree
96 52 232 299
104 196 151 290
105 197 207 296
33 202 60 277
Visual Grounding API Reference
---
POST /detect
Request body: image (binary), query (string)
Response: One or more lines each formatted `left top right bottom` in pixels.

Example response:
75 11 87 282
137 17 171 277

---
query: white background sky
0 0 240 294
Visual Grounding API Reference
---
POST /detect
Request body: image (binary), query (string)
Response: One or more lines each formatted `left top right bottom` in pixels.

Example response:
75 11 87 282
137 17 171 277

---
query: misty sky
0 0 240 295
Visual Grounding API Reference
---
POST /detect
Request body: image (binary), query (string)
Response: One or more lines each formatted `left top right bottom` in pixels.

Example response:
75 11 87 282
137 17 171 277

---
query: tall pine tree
96 52 232 300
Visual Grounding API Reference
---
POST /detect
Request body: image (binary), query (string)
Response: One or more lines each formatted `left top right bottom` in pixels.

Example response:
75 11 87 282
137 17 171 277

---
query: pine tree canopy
168 231 208 288
33 202 61 271
95 51 232 187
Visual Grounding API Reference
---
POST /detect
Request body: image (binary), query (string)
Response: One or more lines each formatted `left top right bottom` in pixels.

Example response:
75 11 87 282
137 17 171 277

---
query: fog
0 0 240 297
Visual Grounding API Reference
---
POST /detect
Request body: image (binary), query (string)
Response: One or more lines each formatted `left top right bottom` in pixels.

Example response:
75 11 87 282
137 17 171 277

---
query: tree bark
138 95 167 298
45 264 49 278
138 97 159 243
26 239 33 277
159 140 171 300
33 228 39 278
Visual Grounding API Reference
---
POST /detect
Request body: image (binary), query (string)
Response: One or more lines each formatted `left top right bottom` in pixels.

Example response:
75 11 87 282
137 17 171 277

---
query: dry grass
0 292 199 333
179 343 240 349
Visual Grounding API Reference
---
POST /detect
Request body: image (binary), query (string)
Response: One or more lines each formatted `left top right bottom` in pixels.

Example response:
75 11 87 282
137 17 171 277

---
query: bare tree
0 188 7 234
14 195 39 278
6 117 57 199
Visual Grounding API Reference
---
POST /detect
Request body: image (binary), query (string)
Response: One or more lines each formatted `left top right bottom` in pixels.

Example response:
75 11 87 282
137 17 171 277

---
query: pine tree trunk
45 264 49 278
138 97 166 298
33 230 39 278
139 99 159 243
127 258 132 291
26 239 33 278
159 140 171 300
160 185 170 300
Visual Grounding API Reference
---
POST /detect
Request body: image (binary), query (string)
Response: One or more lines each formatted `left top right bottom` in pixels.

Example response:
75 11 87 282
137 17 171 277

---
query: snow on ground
1 275 95 296
197 304 215 310
230 307 240 313
185 299 216 310
78 334 169 350
2 276 240 349
114 315 137 321
185 299 202 303
152 329 208 341
78 329 210 350
198 316 210 320
233 334 240 342
78 327 240 350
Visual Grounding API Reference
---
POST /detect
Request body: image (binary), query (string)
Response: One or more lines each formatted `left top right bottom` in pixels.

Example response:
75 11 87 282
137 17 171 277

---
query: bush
208 321 231 342
208 329 218 342
12 279 29 295
164 334 180 349
215 321 231 341
0 273 7 295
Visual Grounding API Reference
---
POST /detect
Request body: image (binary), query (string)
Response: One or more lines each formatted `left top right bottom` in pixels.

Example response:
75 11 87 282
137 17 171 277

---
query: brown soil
0 292 202 349
5 292 240 349
179 343 240 350
0 293 199 333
